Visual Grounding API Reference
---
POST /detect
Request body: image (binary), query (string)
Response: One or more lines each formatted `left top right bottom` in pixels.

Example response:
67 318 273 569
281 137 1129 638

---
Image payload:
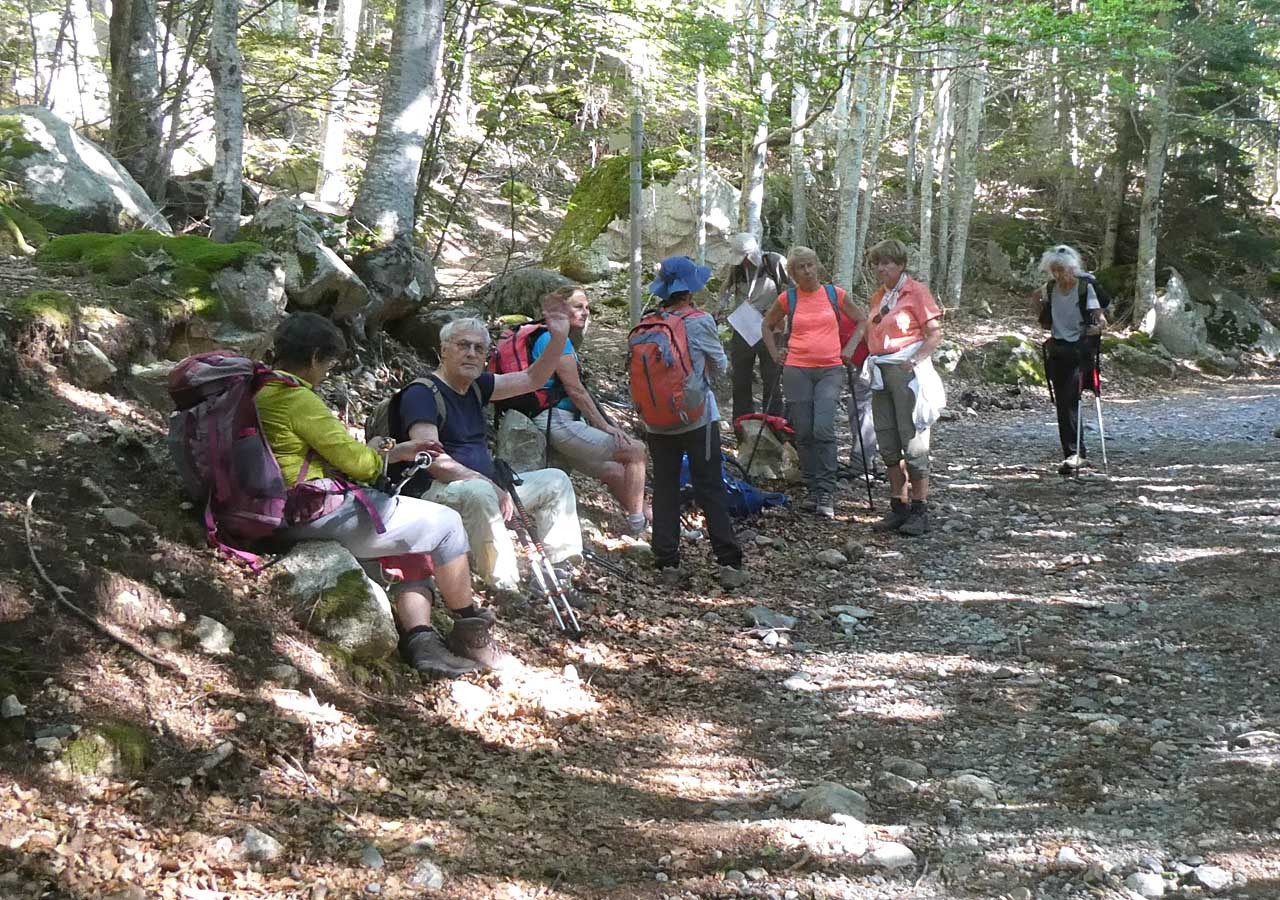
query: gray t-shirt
720 253 792 315
1051 281 1100 342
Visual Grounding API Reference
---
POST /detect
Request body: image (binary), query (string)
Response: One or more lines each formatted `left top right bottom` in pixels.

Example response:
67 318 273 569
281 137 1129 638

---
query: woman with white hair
1034 244 1106 474
716 232 793 422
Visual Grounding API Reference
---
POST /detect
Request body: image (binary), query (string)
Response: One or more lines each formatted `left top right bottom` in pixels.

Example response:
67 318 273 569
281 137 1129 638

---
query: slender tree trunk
696 62 707 265
935 69 956 288
1135 64 1175 323
208 0 243 243
739 0 780 238
832 0 870 288
350 0 447 242
315 0 363 203
944 45 986 307
789 0 817 247
108 0 162 191
455 8 477 130
917 63 950 286
629 69 644 327
1100 96 1138 269
904 63 925 224
854 46 901 285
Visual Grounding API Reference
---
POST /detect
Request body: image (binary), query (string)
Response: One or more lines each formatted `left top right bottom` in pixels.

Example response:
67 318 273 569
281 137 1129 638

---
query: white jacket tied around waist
860 341 947 433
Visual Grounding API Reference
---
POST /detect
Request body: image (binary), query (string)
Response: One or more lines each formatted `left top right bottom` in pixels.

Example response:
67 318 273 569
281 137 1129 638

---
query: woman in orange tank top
761 246 866 518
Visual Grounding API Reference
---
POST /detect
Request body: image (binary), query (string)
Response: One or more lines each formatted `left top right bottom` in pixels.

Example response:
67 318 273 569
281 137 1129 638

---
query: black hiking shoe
446 617 514 672
873 499 910 532
398 630 482 679
899 501 929 536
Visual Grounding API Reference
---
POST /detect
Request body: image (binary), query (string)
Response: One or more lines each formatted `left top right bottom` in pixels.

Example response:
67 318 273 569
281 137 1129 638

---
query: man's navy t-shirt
392 373 496 486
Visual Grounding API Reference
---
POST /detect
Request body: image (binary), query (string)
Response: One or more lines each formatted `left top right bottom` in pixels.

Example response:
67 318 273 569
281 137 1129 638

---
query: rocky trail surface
1 365 1278 900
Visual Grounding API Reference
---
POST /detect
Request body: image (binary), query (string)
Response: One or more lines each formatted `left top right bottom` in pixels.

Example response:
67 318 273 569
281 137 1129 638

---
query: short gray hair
440 317 490 347
787 245 820 270
1038 244 1084 278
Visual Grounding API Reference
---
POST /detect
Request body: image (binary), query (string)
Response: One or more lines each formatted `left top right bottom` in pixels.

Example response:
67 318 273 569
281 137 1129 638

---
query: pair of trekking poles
1043 338 1110 477
741 360 876 511
389 452 582 638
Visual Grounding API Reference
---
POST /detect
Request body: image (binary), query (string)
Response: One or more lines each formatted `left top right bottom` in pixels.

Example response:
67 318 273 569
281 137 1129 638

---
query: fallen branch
24 492 185 677
273 750 362 828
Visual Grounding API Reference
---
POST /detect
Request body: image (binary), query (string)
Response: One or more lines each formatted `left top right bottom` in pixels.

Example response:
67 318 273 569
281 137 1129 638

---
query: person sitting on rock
525 285 650 537
385 296 585 600
256 312 502 679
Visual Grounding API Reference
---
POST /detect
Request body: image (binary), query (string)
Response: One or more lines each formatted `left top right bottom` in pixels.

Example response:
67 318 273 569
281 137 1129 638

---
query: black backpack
1039 273 1110 331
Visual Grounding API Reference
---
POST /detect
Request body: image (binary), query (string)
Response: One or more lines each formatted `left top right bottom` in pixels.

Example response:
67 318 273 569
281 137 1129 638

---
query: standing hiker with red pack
760 246 867 519
630 255 746 589
251 313 503 678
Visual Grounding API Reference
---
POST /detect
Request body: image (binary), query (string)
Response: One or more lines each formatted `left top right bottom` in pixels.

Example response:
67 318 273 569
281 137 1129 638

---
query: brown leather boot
398 630 481 679
446 617 514 672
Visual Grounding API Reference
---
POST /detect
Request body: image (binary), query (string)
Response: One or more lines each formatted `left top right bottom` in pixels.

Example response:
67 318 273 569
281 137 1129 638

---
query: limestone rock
746 605 796 630
1191 865 1232 893
1201 284 1280 357
1146 269 1210 358
102 507 147 532
783 782 870 823
495 410 548 473
738 419 802 483
274 541 398 661
192 615 235 654
350 237 437 328
867 842 916 870
944 772 999 801
0 105 172 234
165 319 273 361
408 859 445 889
127 361 178 411
472 267 570 321
1109 342 1176 378
1 695 25 718
559 234 612 283
602 166 742 270
1125 871 1165 897
209 253 288 331
66 339 116 388
250 198 373 316
242 826 282 862
816 549 847 568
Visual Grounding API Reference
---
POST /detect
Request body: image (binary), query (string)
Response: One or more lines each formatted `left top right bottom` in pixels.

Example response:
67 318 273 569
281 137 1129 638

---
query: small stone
102 507 147 532
783 782 869 822
1087 719 1120 736
1070 695 1098 711
724 870 746 883
868 842 916 870
1151 740 1177 756
408 859 445 889
364 883 380 895
1125 871 1165 897
265 664 301 688
816 549 847 568
67 431 93 446
944 772 999 801
153 630 182 651
746 605 797 630
745 867 768 881
448 681 491 712
883 757 928 780
875 771 917 794
1 695 25 718
1007 889 1031 900
242 825 282 862
360 846 384 869
34 736 61 753
1056 846 1087 870
992 666 1016 679
782 674 819 692
400 837 435 856
654 872 669 882
563 664 580 682
1191 865 1232 893
1139 854 1164 873
197 741 235 772
192 616 235 654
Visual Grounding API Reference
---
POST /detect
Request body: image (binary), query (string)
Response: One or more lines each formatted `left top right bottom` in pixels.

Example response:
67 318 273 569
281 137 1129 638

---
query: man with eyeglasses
382 296 585 601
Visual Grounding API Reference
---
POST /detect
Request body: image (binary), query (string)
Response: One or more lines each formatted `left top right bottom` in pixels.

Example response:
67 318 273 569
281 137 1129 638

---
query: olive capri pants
871 362 931 481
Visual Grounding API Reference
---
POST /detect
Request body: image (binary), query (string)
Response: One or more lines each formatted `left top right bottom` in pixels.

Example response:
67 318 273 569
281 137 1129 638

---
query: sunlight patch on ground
1139 546 1246 564
1137 495 1221 515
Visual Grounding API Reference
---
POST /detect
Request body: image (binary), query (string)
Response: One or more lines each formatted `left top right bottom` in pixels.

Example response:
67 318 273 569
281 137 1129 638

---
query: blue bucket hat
648 255 713 300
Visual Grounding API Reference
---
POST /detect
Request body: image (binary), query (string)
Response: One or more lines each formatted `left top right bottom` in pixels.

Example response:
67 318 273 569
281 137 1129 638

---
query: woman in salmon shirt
761 246 866 519
862 239 944 536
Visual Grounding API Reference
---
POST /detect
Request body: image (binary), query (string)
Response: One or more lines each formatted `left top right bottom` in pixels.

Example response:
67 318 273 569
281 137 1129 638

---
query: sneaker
813 492 835 519
622 515 651 539
398 630 482 679
717 565 749 589
1058 453 1082 475
899 503 929 536
873 499 910 531
446 617 514 672
658 566 685 587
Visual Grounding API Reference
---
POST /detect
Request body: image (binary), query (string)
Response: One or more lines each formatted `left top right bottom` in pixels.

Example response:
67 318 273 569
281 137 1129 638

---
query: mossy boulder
274 541 397 661
471 267 570 321
1109 342 1176 378
0 105 171 235
1267 271 1280 290
1201 287 1280 357
63 722 150 777
982 334 1046 386
543 149 682 278
248 198 372 316
0 289 76 360
975 215 1055 287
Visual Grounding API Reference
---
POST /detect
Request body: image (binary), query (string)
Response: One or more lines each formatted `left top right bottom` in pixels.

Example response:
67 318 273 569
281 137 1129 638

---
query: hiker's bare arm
556 356 614 433
839 295 867 361
490 294 572 403
761 296 787 364
405 422 476 483
1089 309 1106 335
910 319 944 366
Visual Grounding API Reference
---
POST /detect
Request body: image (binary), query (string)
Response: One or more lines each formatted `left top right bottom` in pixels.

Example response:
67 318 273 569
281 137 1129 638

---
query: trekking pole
742 360 786 480
391 451 434 496
582 549 631 579
1091 342 1110 476
845 363 875 511
492 459 582 637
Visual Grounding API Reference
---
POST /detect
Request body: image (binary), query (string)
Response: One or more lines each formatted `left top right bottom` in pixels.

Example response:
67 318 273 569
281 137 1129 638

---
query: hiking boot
717 565 749 589
658 566 685 587
398 630 482 679
446 617 514 672
899 502 929 537
813 492 835 519
1058 453 1083 475
873 499 910 532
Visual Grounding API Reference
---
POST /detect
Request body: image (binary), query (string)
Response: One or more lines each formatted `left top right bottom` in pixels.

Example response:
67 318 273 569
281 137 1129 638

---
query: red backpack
486 320 565 417
627 307 708 429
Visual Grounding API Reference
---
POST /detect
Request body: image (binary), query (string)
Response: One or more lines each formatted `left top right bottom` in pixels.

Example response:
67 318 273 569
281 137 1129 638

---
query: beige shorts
533 408 619 478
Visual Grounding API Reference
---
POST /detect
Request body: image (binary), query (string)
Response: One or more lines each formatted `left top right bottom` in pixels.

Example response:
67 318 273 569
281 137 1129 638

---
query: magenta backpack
167 351 304 568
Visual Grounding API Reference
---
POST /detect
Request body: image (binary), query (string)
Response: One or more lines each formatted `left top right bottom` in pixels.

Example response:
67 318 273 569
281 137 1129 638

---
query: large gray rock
165 320 274 361
209 253 288 331
472 267 570 321
66 339 116 388
603 166 741 270
1143 269 1210 358
274 541 398 661
349 237 438 328
0 105 171 234
1201 284 1280 357
1109 342 1176 378
390 304 486 362
738 420 802 483
495 410 548 473
559 235 612 283
782 782 870 823
250 198 373 316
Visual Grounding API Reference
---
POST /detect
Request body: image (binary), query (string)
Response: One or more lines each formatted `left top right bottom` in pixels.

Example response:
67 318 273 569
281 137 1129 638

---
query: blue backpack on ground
678 454 788 518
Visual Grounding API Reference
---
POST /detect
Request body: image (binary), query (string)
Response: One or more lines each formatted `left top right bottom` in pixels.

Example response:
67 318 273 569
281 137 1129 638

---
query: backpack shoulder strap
823 283 839 316
785 286 798 334
1077 280 1090 325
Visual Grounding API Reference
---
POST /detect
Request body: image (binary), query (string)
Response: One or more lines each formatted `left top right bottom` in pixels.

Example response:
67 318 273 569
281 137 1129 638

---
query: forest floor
1 255 1280 900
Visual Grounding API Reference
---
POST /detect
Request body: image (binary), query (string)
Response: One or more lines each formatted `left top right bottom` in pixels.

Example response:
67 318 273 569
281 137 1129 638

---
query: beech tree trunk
917 63 950 286
944 46 986 307
207 0 243 243
316 0 363 203
1101 99 1138 269
350 0 447 242
629 64 644 326
696 62 708 264
108 0 161 191
832 0 870 288
904 64 925 223
739 0 781 238
788 0 817 247
854 46 901 285
1135 63 1175 323
935 68 956 288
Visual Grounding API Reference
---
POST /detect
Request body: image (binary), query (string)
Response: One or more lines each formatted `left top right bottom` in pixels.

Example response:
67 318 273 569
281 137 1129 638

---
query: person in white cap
715 232 793 423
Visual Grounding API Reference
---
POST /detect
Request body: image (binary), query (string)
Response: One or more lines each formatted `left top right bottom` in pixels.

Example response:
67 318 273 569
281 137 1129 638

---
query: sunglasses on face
449 340 489 355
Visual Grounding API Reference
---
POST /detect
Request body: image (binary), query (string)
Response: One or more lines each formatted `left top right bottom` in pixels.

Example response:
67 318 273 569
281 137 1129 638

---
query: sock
911 500 927 512
626 512 648 530
891 498 908 510
398 624 432 646
453 604 482 619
